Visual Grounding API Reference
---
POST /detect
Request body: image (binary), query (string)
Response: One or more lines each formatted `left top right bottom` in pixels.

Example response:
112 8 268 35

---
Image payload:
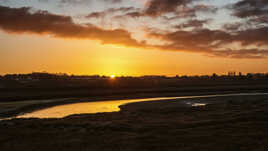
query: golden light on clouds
1 0 268 76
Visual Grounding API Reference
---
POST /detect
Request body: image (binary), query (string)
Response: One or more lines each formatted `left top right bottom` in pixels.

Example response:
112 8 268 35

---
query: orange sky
1 1 268 76
1 31 268 76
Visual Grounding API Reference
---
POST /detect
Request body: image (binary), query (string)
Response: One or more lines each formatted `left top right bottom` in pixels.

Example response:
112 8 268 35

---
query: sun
110 75 116 79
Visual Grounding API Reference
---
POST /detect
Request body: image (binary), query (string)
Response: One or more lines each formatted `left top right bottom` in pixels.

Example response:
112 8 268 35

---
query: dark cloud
231 0 268 18
193 4 218 13
124 12 143 18
0 5 141 47
1 4 268 59
143 0 217 17
144 0 195 16
175 19 210 29
148 27 268 58
150 29 231 52
222 22 243 31
249 15 268 24
209 48 268 59
225 0 268 43
234 27 268 46
84 0 217 21
86 7 137 18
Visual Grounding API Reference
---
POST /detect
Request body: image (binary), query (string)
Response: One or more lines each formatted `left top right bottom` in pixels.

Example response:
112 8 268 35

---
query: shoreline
1 89 267 119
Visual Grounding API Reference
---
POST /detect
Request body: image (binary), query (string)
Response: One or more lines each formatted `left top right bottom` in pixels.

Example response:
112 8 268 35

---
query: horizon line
1 71 268 77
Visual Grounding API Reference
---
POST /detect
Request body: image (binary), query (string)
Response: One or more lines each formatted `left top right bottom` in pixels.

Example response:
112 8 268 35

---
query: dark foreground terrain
1 94 268 151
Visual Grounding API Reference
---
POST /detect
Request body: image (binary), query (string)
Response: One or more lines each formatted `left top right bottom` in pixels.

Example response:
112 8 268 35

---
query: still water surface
16 93 268 119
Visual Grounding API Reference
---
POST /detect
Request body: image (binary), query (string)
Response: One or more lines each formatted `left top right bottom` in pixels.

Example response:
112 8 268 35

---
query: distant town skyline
1 71 268 77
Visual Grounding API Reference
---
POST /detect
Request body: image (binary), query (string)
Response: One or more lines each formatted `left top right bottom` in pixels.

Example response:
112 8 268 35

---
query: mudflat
1 94 268 151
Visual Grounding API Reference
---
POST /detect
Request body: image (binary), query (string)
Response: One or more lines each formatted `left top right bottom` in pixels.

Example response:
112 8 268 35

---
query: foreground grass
1 95 268 151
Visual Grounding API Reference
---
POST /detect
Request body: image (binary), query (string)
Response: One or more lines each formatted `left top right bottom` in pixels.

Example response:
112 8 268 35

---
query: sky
0 0 268 76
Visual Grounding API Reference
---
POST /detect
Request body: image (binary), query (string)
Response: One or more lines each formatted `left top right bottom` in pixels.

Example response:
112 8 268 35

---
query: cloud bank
0 0 268 59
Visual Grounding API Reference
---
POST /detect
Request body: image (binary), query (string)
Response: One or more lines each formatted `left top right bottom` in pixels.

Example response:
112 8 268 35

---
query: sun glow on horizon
110 75 116 79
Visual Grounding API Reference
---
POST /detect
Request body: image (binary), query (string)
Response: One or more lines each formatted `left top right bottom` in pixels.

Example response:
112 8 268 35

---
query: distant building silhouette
228 71 236 77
